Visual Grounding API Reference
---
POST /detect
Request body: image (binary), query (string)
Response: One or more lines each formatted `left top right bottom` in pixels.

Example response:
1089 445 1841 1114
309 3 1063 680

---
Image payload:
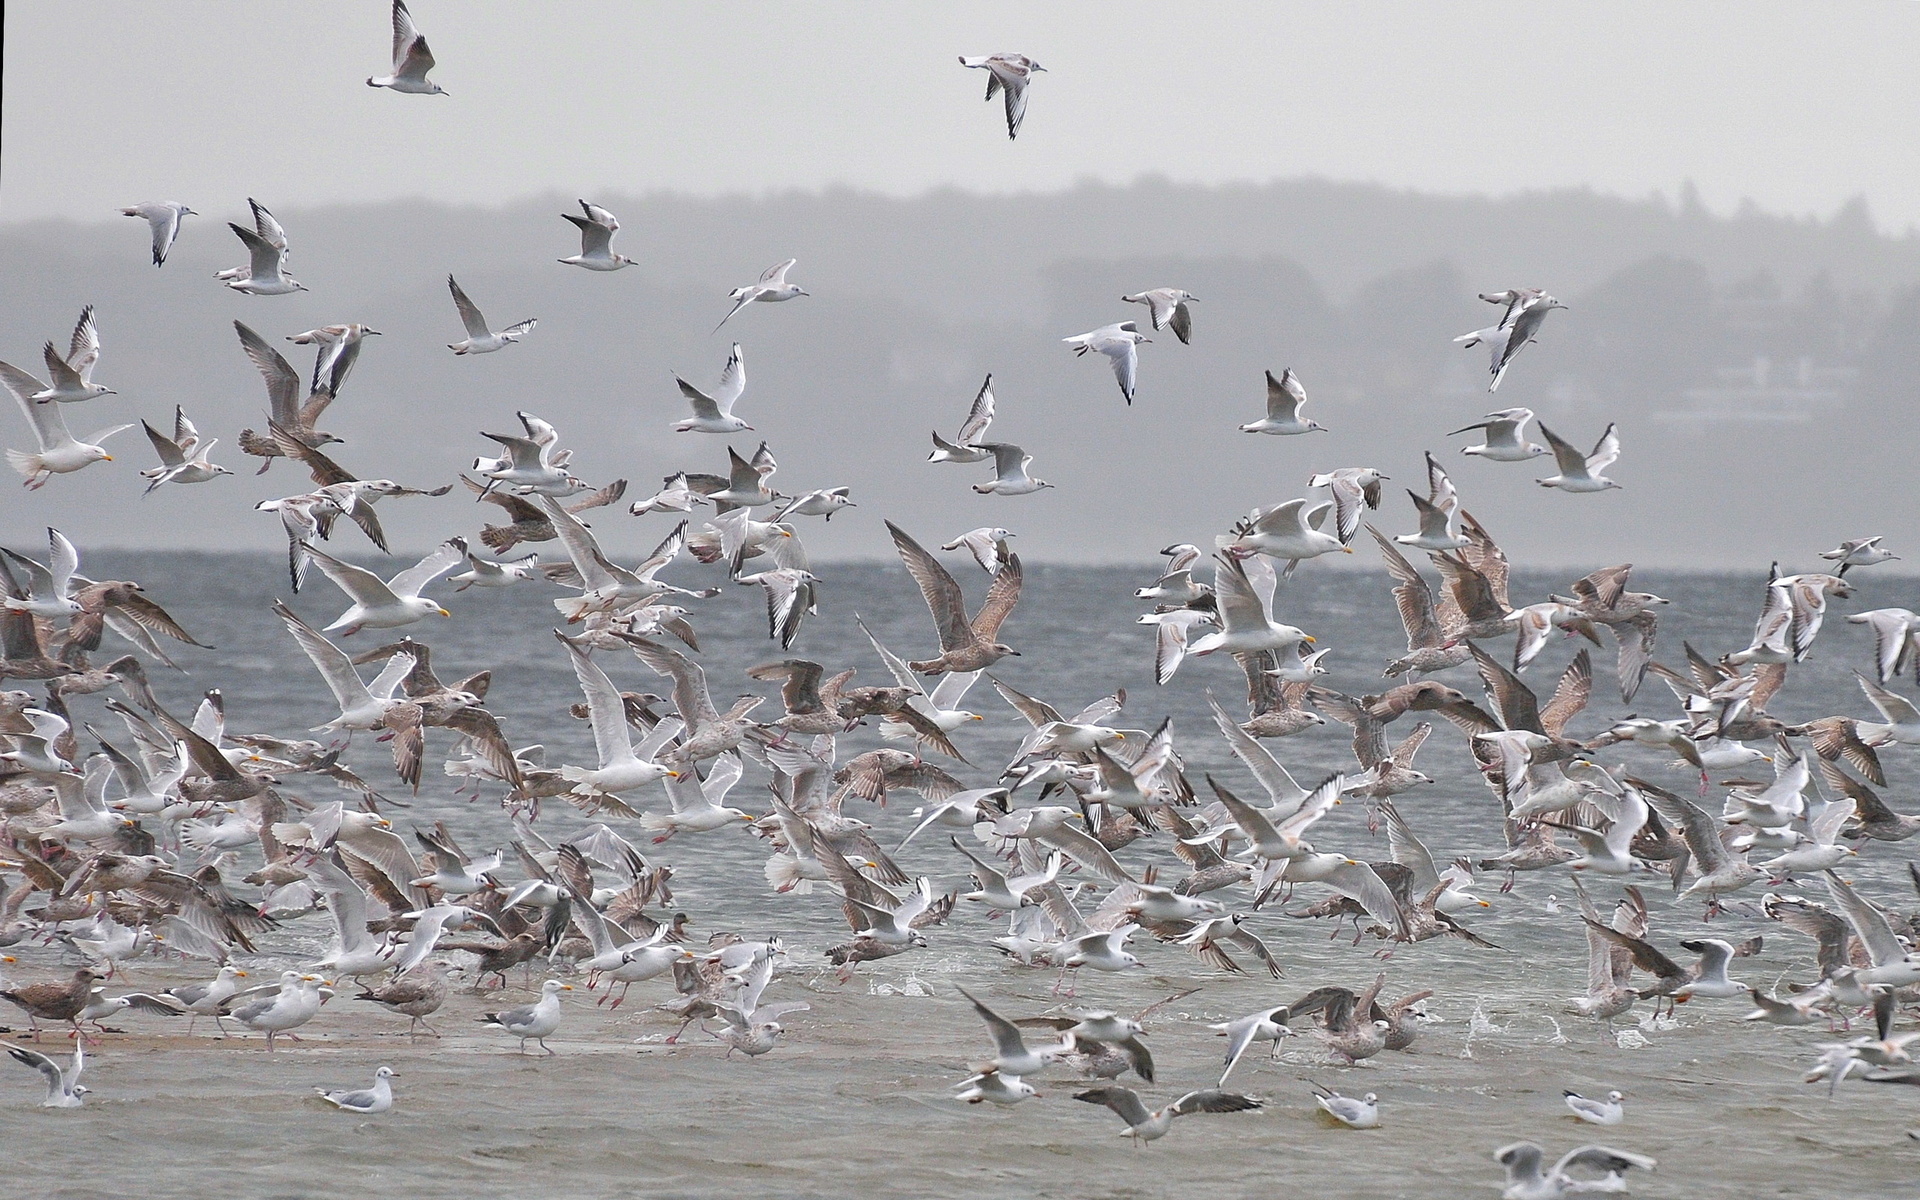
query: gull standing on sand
1536 424 1621 493
479 979 570 1055
302 538 465 635
2 1041 87 1107
558 199 636 270
1240 368 1325 435
1063 322 1148 405
32 307 115 403
315 1066 396 1114
959 54 1046 139
929 374 996 463
228 971 329 1050
122 201 194 266
973 443 1052 496
1 362 129 488
1122 288 1197 344
367 0 447 94
447 276 537 354
673 343 750 433
714 260 808 332
140 407 232 494
1450 407 1548 461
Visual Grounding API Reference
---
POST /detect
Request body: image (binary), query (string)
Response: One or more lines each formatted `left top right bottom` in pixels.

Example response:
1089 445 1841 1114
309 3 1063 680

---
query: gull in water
1063 322 1148 405
1455 289 1565 392
954 1067 1036 1105
973 443 1052 496
32 307 115 402
1122 288 1197 344
303 538 464 635
1563 1089 1624 1125
1493 1142 1654 1200
121 201 194 266
1311 1082 1379 1129
447 275 537 354
140 406 232 494
673 343 750 433
558 199 636 270
367 0 447 94
1450 407 1548 461
1 362 129 488
1073 1086 1261 1142
479 979 571 1055
889 521 1023 673
1536 423 1621 493
929 374 996 463
287 323 381 398
315 1066 396 1114
2 1040 87 1107
1240 368 1325 435
222 216 306 295
958 53 1045 139
1820 536 1898 576
713 259 807 332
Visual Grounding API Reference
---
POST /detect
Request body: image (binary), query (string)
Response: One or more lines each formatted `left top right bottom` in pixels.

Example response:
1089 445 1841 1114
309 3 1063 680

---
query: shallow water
6 553 1920 1199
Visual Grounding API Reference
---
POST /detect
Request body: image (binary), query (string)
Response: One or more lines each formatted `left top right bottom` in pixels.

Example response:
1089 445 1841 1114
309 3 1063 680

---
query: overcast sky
6 2 1920 230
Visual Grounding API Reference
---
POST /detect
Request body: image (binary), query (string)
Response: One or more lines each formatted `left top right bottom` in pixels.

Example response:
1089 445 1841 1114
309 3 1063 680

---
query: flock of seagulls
0 6 1913 1195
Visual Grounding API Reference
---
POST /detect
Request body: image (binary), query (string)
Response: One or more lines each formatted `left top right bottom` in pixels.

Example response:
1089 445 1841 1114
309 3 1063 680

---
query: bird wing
305 546 403 610
387 538 465 600
557 634 634 766
1368 527 1442 649
0 363 68 449
956 374 995 444
1074 1085 1150 1127
971 552 1024 642
887 522 974 652
1539 650 1593 738
1586 424 1621 474
273 601 376 717
1205 693 1301 804
1379 801 1440 893
623 635 718 728
234 321 301 423
448 276 489 337
1170 1088 1260 1116
1322 860 1404 933
1038 822 1135 883
1825 872 1909 967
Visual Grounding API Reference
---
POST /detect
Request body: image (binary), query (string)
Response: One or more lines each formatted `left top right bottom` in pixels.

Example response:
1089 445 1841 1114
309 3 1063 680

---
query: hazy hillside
1 177 1916 573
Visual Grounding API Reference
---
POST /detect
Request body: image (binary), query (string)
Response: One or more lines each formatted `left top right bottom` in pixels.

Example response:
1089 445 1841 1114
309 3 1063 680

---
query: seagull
558 199 636 270
942 527 1016 575
958 54 1046 139
954 1068 1036 1105
887 521 1023 674
140 407 232 494
1308 467 1389 545
302 538 465 635
1849 609 1920 684
474 412 580 496
929 374 996 463
228 972 329 1050
121 201 194 266
450 550 540 590
367 0 447 94
273 600 417 733
1311 1082 1380 1128
315 1066 396 1114
1536 423 1621 493
32 307 115 402
1223 498 1349 563
1563 1090 1625 1125
1 1040 87 1107
478 979 570 1055
1188 554 1313 658
714 259 807 332
0 361 130 488
287 324 382 397
1072 1086 1261 1142
1122 289 1197 344
1456 291 1565 392
1493 1142 1654 1200
1855 672 1920 746
554 632 684 801
1240 368 1324 435
222 217 306 295
1212 1004 1293 1086
956 987 1072 1075
972 443 1052 496
1820 536 1898 575
673 343 750 433
1063 322 1148 405
447 276 536 354
1450 407 1548 461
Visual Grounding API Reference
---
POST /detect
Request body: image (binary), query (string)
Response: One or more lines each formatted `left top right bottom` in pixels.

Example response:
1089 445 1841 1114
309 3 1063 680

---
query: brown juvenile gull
886 521 1022 675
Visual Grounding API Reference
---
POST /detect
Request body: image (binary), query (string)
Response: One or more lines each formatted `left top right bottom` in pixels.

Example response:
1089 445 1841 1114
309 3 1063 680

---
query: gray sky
6 2 1920 229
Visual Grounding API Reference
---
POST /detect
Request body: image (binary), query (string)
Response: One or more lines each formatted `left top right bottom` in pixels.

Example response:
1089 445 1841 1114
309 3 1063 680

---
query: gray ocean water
6 551 1920 1200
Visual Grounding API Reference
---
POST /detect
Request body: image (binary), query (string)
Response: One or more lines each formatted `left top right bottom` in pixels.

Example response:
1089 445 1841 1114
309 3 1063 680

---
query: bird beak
437 608 451 617
1340 546 1353 554
970 714 984 721
102 455 113 461
561 984 574 991
666 770 683 779
235 970 247 977
1302 635 1316 644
